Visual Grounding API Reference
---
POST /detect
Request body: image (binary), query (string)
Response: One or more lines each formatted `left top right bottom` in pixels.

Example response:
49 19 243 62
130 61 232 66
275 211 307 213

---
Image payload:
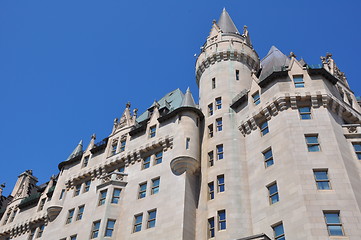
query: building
1 8 361 240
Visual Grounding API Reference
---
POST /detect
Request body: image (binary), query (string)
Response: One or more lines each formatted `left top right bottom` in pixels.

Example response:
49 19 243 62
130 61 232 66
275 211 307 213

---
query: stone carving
347 125 358 133
321 53 347 82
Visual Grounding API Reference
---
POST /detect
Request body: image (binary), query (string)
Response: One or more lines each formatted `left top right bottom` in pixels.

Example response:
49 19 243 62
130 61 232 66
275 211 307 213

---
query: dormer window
252 92 260 105
293 75 304 88
149 126 156 138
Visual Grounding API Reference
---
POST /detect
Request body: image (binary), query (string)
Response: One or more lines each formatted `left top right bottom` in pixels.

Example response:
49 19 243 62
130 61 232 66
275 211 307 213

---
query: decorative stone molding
170 156 200 176
0 213 47 237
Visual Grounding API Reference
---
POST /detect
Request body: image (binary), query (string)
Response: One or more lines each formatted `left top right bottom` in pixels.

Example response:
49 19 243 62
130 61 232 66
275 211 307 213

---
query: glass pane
105 230 113 237
262 128 269 135
314 171 328 180
219 185 225 192
357 153 361 160
135 215 143 224
295 83 304 88
274 224 284 236
140 184 147 191
306 136 318 144
301 114 311 120
149 211 157 219
294 77 303 83
325 213 340 224
153 179 160 186
148 220 156 228
329 225 343 236
219 211 225 220
153 187 159 194
317 182 330 190
353 144 361 152
271 194 279 204
265 159 274 167
208 183 214 191
308 145 320 152
261 122 268 129
217 177 224 184
219 221 226 230
264 149 272 159
269 184 278 195
108 220 115 228
134 225 141 232
299 107 310 113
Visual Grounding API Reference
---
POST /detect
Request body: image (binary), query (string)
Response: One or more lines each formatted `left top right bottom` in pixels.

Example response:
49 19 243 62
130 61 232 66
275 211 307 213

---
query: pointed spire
217 8 239 34
259 46 290 82
66 140 83 161
181 87 196 108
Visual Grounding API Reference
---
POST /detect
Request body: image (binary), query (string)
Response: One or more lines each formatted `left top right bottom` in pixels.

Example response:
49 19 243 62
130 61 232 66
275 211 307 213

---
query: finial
212 19 217 24
223 7 226 11
133 108 138 117
326 52 332 59
289 52 297 58
91 133 96 140
186 87 191 92
25 170 33 175
126 102 131 109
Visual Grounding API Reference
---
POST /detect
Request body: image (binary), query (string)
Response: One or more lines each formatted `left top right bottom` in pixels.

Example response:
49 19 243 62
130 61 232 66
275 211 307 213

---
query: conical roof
259 46 290 81
66 140 83 161
181 87 196 108
217 8 239 34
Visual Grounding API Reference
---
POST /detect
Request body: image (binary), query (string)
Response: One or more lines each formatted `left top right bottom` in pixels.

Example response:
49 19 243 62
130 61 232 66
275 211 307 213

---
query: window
352 143 361 160
111 140 117 156
208 151 214 167
155 151 162 164
208 103 213 116
217 175 225 192
252 91 260 105
111 188 121 204
118 166 125 173
143 156 151 169
293 75 304 88
38 198 46 211
105 219 116 237
133 214 143 233
138 183 147 199
305 135 320 152
218 210 226 230
324 211 344 236
36 225 44 238
98 189 107 206
83 155 90 167
236 70 239 80
151 178 160 195
84 180 91 192
208 217 215 238
147 210 157 228
216 118 222 131
263 148 274 168
66 209 75 224
260 121 269 136
208 124 214 138
186 138 190 149
216 145 224 160
314 170 331 190
212 78 216 89
76 205 85 221
268 182 279 204
2 211 10 225
208 182 214 200
91 220 101 238
9 209 17 223
273 222 285 240
28 229 36 240
120 140 126 152
299 107 311 120
215 97 222 109
149 125 156 138
59 189 65 200
74 184 81 196
70 235 77 240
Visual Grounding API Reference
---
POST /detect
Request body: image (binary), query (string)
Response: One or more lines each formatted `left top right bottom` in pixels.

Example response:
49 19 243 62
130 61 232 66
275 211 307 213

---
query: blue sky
1 0 360 196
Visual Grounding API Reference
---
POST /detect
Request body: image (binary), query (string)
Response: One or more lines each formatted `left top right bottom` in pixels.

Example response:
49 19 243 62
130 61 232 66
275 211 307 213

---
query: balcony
96 172 128 190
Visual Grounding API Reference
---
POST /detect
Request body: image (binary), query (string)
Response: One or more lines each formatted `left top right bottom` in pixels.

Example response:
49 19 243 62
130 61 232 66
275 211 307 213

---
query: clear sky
1 0 360 196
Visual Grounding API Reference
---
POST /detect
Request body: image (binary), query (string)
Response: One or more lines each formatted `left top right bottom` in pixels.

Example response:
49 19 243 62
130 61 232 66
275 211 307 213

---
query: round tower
195 9 260 239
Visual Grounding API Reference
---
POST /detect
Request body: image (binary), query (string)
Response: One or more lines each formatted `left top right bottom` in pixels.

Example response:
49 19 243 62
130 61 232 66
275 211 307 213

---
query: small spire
66 140 83 161
217 8 239 34
181 87 196 108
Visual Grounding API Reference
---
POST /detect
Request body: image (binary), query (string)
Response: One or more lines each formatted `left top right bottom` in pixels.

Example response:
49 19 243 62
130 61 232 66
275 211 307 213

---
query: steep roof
65 140 83 161
217 8 239 34
259 46 290 82
181 87 196 108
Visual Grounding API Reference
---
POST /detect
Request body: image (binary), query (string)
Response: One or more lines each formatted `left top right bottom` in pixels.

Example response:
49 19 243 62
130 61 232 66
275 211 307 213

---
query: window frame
267 182 279 205
313 169 331 190
83 155 90 167
217 175 225 193
217 210 226 231
120 139 126 152
111 188 122 204
133 214 143 233
98 189 108 206
305 134 320 152
352 142 361 160
149 125 156 138
208 151 214 167
299 106 312 120
208 217 215 238
147 209 157 229
76 205 85 221
142 156 151 169
263 148 274 168
36 225 45 238
216 118 222 132
74 184 81 197
323 211 344 236
138 182 147 199
215 97 222 109
84 180 91 193
272 222 285 240
208 103 214 116
91 220 101 239
208 181 214 200
104 219 116 237
260 121 269 136
235 70 240 80
208 124 214 138
66 208 75 224
252 91 260 105
293 75 305 88
212 77 216 89
151 178 160 195
216 144 224 160
155 151 163 165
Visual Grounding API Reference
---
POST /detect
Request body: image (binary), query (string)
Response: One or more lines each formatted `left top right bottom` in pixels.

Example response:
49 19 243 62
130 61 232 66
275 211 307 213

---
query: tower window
38 198 46 211
151 178 160 195
268 182 279 204
105 219 116 237
70 235 77 240
215 97 222 109
84 180 91 193
186 138 190 149
91 220 101 238
66 208 75 224
76 205 85 220
305 134 320 152
236 70 240 80
149 125 156 138
208 151 214 167
260 121 269 136
143 156 151 169
111 189 121 204
293 75 304 88
208 217 215 238
111 140 118 156
216 118 223 131
208 103 213 116
74 184 81 197
138 182 147 199
83 155 90 167
313 169 331 190
155 151 163 164
272 222 285 240
263 148 274 168
352 143 361 160
216 144 224 160
120 140 126 152
212 78 216 89
324 211 344 236
299 107 312 120
217 175 225 192
147 209 157 228
208 182 214 200
133 214 143 233
218 210 226 230
59 189 65 200
252 91 260 105
208 124 214 138
98 189 107 206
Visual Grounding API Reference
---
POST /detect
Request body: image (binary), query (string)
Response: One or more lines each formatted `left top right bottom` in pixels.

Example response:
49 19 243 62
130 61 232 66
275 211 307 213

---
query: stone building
1 8 361 240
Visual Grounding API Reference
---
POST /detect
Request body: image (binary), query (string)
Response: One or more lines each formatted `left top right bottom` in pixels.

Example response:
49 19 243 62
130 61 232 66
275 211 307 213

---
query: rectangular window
212 78 216 89
118 166 125 173
324 211 344 236
208 103 213 116
149 125 156 138
208 124 214 138
235 70 239 80
260 121 269 136
38 198 46 211
76 205 84 221
83 155 89 167
218 210 226 230
352 143 361 160
59 189 65 200
36 225 44 238
293 75 304 88
143 156 151 169
138 183 147 199
208 182 214 200
305 135 320 152
216 145 224 160
151 178 160 195
252 91 260 105
215 97 222 109
217 175 225 192
299 106 311 120
105 219 116 237
91 220 101 239
74 184 81 196
111 141 117 156
120 140 126 152
9 210 17 223
98 189 107 206
314 170 331 190
66 209 75 224
147 209 157 229
111 188 121 204
273 222 285 240
186 138 190 149
268 182 279 204
155 152 162 164
208 151 214 167
70 235 77 240
133 214 143 233
263 148 274 168
84 180 91 192
208 217 215 238
216 118 222 131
